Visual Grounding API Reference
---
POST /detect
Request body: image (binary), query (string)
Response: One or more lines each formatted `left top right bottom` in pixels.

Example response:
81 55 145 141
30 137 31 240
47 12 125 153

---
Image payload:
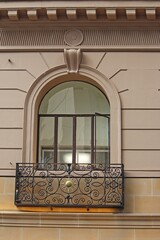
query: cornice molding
1 211 160 228
0 1 160 23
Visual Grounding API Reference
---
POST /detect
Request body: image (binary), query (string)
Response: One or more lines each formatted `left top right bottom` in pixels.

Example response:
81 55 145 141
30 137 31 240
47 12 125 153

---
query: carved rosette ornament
64 29 83 46
64 49 82 73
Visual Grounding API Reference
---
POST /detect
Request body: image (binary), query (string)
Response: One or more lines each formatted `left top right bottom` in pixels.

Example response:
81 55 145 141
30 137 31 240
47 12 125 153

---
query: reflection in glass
95 115 109 165
76 117 92 164
38 81 110 165
38 117 54 164
58 117 73 164
39 81 109 115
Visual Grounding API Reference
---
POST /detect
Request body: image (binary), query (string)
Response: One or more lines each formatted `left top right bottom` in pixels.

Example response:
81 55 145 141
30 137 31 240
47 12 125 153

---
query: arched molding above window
23 65 121 164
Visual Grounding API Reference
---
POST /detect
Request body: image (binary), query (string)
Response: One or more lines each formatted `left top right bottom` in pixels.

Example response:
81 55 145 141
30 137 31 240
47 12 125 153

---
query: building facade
0 0 160 239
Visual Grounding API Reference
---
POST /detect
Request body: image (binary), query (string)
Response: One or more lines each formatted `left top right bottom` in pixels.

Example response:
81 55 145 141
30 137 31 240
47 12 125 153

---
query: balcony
15 163 124 208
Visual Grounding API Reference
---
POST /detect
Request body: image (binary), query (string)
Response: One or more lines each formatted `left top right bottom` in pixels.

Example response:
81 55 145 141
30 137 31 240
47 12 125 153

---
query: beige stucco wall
0 49 160 238
0 51 160 172
0 2 160 240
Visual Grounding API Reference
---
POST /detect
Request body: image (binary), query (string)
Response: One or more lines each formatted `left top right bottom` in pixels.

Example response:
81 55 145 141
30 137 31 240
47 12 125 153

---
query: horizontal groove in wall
122 128 160 130
122 149 160 151
125 171 160 178
122 108 160 110
0 127 23 130
0 88 27 93
0 69 27 71
0 148 22 150
0 107 24 109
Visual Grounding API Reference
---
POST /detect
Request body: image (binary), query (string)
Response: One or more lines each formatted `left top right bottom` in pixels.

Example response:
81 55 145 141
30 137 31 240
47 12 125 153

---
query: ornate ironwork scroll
15 163 124 208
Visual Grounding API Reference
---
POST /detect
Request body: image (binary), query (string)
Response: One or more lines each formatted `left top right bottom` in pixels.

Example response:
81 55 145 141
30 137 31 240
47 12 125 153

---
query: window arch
23 65 121 165
38 81 110 165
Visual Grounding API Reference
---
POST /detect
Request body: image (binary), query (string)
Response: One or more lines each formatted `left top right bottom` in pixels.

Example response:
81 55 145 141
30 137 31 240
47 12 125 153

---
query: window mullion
95 115 97 165
54 116 58 165
108 116 110 165
72 116 76 165
91 115 95 164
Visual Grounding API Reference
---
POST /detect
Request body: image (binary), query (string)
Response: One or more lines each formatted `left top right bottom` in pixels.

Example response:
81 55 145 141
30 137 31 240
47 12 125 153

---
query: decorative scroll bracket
64 49 82 73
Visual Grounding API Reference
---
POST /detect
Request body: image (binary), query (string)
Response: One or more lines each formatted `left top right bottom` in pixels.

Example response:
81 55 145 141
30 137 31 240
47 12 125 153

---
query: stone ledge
1 211 160 228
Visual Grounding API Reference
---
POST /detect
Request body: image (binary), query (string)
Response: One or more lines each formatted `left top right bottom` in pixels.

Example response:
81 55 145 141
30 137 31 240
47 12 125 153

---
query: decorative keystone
64 48 82 73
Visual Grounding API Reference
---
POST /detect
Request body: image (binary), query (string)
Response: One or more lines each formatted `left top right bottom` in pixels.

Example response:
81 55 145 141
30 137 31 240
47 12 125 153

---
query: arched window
16 67 124 208
38 81 110 165
23 66 121 165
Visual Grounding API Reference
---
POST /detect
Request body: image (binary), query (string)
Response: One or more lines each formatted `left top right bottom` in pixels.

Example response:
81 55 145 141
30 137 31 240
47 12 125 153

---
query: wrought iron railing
15 163 124 208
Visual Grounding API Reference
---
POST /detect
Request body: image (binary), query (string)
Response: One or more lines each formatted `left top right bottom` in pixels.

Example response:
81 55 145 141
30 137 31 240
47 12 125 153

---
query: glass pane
38 81 110 165
58 117 73 164
38 117 55 164
76 117 91 164
95 116 109 165
39 82 110 115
